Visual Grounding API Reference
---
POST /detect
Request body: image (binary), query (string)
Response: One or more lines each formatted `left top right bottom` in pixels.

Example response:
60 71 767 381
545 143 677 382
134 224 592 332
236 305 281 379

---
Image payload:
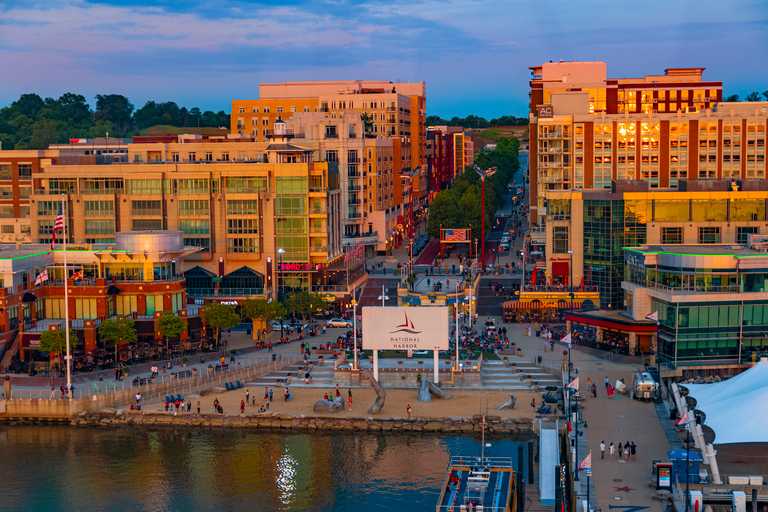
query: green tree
763 91 768 101
426 191 459 238
725 94 740 102
98 317 137 365
360 112 374 134
94 94 134 135
285 291 326 325
242 297 286 336
39 328 77 375
156 312 186 353
745 92 762 102
201 302 240 347
29 117 64 149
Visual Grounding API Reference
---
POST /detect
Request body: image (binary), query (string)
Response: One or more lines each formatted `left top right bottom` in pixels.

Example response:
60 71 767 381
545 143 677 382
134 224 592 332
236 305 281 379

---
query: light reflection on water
0 425 529 512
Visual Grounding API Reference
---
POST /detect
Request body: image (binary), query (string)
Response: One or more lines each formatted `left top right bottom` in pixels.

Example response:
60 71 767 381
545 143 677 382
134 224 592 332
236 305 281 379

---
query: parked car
326 318 352 328
270 322 291 332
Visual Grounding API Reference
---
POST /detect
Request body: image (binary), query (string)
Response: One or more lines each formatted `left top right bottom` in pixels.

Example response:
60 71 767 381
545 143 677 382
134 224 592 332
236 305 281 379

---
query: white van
632 371 658 401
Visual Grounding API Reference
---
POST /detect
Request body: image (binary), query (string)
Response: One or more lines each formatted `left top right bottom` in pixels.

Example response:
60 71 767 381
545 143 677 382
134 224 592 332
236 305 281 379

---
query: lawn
138 125 230 137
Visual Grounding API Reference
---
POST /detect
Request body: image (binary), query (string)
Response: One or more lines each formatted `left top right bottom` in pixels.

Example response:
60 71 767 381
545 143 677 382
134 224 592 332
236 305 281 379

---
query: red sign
280 263 320 272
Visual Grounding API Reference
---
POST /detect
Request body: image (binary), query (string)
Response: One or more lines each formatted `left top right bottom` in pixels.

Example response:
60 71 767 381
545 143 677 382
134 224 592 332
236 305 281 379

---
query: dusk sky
1 0 767 119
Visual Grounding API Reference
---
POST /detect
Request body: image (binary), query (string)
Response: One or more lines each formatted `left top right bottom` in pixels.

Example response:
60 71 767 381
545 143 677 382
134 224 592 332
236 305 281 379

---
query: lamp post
465 293 476 328
474 166 497 270
352 299 358 369
377 285 389 307
567 250 574 313
455 281 460 370
685 426 692 512
278 248 285 339
474 238 479 270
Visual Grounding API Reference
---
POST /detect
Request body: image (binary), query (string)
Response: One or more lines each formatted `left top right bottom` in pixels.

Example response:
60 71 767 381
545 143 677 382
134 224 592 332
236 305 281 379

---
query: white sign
361 307 449 351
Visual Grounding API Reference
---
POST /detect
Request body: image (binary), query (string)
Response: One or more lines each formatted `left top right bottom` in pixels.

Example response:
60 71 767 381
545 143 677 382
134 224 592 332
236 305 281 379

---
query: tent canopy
683 357 768 445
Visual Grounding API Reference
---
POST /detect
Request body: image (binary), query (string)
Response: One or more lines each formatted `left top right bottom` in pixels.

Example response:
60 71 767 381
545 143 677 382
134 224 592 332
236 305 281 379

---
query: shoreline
0 408 538 435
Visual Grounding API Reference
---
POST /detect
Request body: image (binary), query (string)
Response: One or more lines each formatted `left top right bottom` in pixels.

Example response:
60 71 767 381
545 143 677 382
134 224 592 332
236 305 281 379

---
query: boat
436 416 517 512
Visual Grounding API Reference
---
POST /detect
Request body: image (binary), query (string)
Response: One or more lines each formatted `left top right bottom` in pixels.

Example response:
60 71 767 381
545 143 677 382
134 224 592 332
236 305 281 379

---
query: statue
417 377 455 402
494 393 516 410
361 368 386 414
313 396 345 412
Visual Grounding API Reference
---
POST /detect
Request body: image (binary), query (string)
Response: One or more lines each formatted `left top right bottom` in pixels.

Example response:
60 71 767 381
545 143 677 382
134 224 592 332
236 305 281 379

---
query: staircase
480 359 561 389
245 358 336 389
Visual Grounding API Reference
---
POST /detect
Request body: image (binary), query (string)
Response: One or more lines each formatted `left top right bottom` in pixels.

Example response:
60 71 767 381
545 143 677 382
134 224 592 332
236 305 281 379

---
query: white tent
683 357 768 445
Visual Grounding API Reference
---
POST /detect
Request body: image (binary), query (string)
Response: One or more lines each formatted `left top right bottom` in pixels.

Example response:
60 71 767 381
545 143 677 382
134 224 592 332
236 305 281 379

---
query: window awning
107 285 122 295
22 292 38 303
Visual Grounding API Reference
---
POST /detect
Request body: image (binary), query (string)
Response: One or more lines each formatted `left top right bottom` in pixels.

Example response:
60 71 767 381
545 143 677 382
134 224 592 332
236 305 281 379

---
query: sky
1 0 767 119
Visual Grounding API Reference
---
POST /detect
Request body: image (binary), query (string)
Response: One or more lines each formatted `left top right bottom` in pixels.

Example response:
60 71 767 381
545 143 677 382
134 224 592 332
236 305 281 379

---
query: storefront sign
537 105 554 118
280 263 311 271
219 301 239 306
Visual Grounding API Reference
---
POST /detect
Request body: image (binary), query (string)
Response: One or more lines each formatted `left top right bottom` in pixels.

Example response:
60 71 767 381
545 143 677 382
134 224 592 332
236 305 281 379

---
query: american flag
443 229 467 242
50 204 64 251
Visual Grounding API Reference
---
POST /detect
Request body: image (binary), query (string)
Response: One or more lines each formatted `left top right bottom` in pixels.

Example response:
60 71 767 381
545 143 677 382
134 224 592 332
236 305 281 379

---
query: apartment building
528 61 733 224
0 150 47 242
426 126 474 192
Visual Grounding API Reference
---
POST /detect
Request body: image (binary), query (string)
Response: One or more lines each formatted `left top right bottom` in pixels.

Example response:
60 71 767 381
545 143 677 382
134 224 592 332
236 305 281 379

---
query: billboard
362 307 449 351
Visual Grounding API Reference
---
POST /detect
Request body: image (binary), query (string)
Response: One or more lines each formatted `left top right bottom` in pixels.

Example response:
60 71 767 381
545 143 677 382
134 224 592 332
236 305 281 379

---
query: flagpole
62 194 71 392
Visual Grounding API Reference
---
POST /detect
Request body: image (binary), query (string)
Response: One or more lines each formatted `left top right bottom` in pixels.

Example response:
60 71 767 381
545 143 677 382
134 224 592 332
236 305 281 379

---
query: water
0 426 529 511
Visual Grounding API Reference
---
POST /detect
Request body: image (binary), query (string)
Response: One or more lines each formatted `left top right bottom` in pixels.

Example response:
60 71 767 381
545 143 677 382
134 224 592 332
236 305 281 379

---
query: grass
136 125 230 137
478 126 528 141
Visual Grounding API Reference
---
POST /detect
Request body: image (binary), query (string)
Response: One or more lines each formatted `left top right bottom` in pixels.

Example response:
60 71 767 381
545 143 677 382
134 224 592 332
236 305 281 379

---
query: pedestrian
246 389 250 403
269 389 273 402
543 339 548 352
187 401 191 413
607 385 614 399
181 399 186 411
604 375 610 389
264 387 269 401
135 392 142 405
348 395 352 410
591 383 597 398
630 442 636 461
586 377 592 388
617 442 623 459
407 404 411 418
165 400 170 412
49 387 56 399
196 400 201 414
624 445 629 461
268 342 273 352
531 398 536 410
240 400 245 413
285 388 289 401
600 441 605 459
609 442 615 459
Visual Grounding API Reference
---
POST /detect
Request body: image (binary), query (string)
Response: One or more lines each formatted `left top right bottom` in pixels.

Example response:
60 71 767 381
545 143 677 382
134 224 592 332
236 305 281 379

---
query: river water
0 426 529 511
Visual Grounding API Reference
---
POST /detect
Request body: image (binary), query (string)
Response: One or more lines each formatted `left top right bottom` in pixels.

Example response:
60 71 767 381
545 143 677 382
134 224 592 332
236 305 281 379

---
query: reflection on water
0 426 529 511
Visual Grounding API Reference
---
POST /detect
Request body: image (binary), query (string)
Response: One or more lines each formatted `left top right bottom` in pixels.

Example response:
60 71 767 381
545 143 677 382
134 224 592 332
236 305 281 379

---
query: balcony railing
348 157 361 164
325 132 339 139
224 186 268 194
309 186 327 193
309 208 327 215
186 287 265 297
347 198 363 205
310 245 328 252
309 226 327 233
348 212 363 219
647 282 741 294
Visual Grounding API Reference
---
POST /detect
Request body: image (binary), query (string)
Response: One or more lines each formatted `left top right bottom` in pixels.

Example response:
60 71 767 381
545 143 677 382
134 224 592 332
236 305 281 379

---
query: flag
71 271 83 281
50 204 64 251
566 377 579 391
579 451 591 471
443 229 467 242
646 311 659 322
34 269 48 286
675 414 688 426
561 333 572 346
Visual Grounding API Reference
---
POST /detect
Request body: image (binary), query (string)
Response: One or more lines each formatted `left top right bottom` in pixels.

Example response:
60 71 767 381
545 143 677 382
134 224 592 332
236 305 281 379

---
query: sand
145 386 541 420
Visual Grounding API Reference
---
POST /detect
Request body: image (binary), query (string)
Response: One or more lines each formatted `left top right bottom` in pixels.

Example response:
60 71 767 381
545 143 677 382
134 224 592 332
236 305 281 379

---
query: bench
173 370 193 380
132 377 149 386
213 363 229 373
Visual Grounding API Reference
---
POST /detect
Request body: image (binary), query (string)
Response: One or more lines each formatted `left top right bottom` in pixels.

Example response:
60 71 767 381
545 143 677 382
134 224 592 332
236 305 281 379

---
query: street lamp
474 165 497 269
278 248 285 339
474 237 479 268
377 285 389 307
567 250 574 313
465 293 476 328
455 281 461 370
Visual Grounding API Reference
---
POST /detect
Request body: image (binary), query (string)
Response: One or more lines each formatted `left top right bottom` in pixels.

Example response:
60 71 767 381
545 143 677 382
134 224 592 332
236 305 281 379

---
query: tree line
426 136 521 241
426 114 527 129
0 92 230 150
724 91 768 103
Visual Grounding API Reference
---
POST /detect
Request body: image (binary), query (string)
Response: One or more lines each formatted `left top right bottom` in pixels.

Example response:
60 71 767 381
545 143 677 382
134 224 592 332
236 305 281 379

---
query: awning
22 292 38 303
503 301 583 310
107 285 122 295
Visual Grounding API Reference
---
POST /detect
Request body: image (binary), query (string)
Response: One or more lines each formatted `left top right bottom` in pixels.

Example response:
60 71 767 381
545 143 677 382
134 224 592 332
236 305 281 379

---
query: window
39 220 54 235
552 227 569 254
179 200 209 216
276 177 307 195
0 206 14 218
125 179 161 194
1 225 14 234
228 218 259 234
48 178 77 193
179 219 209 234
184 237 210 250
698 227 720 244
85 220 115 234
227 200 259 215
132 219 162 230
175 179 209 194
0 186 12 198
238 107 245 114
276 197 306 215
131 200 162 216
662 227 682 244
277 106 283 113
187 152 196 162
0 164 11 180
18 163 32 178
738 227 759 244
19 206 29 218
227 238 259 253
84 200 114 216
263 106 270 113
326 150 338 162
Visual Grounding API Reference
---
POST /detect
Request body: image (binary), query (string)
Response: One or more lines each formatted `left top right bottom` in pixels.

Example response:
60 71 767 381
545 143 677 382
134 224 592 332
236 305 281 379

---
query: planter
369 357 373 364
287 375 292 384
527 377 532 387
397 361 404 365
534 383 539 392
309 363 314 370
192 368 198 376
183 363 187 368
418 361 424 365
318 356 324 365
445 361 452 365
276 381 282 387
519 371 525 381
503 357 509 367
516 348 522 356
510 343 516 350
511 364 516 372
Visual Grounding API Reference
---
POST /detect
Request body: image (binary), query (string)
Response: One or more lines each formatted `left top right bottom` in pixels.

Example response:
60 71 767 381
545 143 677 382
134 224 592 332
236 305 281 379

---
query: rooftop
624 244 767 257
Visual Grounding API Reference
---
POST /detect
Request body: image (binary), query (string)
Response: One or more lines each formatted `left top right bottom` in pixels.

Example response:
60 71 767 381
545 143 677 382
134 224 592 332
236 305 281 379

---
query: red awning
504 301 582 310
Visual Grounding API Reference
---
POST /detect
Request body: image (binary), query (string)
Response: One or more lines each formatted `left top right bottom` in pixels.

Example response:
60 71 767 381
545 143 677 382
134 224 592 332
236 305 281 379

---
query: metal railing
648 282 741 294
309 208 327 215
309 186 327 193
186 288 265 297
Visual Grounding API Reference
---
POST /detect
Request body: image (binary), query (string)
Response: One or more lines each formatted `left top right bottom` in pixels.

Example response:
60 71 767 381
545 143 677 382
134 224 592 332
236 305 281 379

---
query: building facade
623 241 768 374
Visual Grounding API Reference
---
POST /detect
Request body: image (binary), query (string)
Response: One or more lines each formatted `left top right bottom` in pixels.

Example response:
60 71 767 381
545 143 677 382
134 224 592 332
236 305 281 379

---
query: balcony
309 207 327 215
347 186 362 192
347 157 361 164
386 106 397 112
309 186 328 193
310 245 328 253
309 226 327 233
645 281 742 295
348 212 363 219
325 132 339 139
347 171 363 178
347 197 363 205
224 186 268 194
187 287 265 297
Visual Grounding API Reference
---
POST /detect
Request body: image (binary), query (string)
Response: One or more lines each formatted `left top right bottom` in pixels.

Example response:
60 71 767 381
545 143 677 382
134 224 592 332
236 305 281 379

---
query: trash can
537 355 542 364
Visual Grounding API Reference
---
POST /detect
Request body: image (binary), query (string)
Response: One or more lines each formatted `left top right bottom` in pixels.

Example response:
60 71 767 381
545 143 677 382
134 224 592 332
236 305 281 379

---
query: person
591 383 597 398
187 401 192 413
240 400 245 413
324 393 329 401
531 398 536 410
49 387 56 399
607 385 614 399
600 441 606 459
135 392 141 405
269 389 273 402
285 388 289 401
586 377 592 388
630 442 636 461
181 399 186 411
230 353 236 363
268 341 273 352
259 405 266 412
617 442 623 459
246 389 250 403
348 388 352 399
604 375 610 389
174 399 180 412
348 395 352 410
609 442 615 459
407 404 411 418
543 339 548 352
196 400 201 414
165 400 170 412
624 445 630 461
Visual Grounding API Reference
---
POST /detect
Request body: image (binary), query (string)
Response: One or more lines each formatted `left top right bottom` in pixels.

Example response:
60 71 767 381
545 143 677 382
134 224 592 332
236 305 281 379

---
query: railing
348 213 363 219
601 348 621 361
80 188 122 195
224 187 268 194
310 245 328 252
347 198 363 205
70 318 102 329
343 231 378 240
186 288 265 297
309 226 326 233
313 285 349 293
347 157 360 164
347 186 362 192
309 208 327 215
647 282 741 294
325 133 339 139
309 186 327 193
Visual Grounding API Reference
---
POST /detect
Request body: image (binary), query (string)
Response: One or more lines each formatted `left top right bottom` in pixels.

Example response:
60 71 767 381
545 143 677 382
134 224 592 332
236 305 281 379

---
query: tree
156 312 186 353
94 94 134 135
745 92 762 102
763 91 768 101
360 112 374 134
98 317 137 365
285 291 327 325
725 94 740 102
241 297 286 335
201 302 240 347
39 328 77 375
426 191 460 238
